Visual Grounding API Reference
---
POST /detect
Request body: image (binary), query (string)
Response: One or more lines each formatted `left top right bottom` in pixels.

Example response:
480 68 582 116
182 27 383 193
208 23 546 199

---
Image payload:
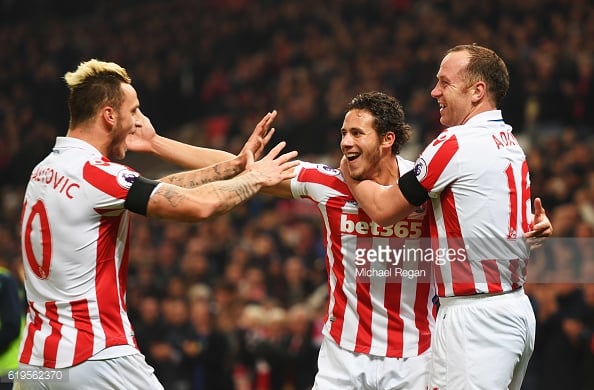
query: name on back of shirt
30 166 80 199
492 131 518 149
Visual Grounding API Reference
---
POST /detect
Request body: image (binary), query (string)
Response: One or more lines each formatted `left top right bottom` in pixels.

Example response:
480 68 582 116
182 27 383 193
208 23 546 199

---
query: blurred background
0 0 593 389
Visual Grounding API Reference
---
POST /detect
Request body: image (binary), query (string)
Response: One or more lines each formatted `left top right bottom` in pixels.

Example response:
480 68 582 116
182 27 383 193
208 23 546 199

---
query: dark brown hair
345 91 411 155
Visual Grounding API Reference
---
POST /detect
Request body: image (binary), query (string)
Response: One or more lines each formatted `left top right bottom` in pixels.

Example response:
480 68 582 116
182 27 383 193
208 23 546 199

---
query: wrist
231 154 246 172
243 170 266 187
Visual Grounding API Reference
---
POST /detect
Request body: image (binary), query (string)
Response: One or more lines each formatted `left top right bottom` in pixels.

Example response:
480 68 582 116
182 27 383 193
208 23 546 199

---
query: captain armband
124 176 160 216
398 170 429 206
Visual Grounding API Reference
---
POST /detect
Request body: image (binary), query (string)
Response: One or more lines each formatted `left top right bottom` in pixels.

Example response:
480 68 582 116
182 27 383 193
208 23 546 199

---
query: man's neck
372 155 400 186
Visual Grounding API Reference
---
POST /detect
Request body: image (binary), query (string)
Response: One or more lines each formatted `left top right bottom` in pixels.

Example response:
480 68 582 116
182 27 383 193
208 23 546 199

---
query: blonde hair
64 59 132 127
64 59 131 88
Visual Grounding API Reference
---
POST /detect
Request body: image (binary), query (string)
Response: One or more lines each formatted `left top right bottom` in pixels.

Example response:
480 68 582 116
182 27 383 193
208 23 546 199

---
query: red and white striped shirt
19 137 139 368
414 110 531 297
291 159 435 358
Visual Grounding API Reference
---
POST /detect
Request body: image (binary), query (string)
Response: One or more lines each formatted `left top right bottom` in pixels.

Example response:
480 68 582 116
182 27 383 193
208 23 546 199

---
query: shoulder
295 161 342 182
82 160 140 196
396 155 415 176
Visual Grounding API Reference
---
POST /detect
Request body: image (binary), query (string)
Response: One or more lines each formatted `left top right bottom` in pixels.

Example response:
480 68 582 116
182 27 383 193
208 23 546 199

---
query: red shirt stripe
481 260 504 294
19 302 41 364
43 302 62 368
71 299 94 364
96 215 128 348
384 281 404 356
422 135 459 191
293 161 436 357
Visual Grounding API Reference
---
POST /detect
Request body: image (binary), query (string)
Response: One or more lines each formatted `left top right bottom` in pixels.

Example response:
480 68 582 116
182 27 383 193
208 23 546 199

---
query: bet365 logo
340 214 422 238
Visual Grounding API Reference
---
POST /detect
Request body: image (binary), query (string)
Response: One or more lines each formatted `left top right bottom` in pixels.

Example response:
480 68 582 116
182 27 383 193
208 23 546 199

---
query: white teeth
344 152 360 161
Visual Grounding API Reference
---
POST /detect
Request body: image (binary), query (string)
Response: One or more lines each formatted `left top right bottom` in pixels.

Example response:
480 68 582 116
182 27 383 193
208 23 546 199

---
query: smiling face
430 50 477 128
107 83 140 160
340 109 384 181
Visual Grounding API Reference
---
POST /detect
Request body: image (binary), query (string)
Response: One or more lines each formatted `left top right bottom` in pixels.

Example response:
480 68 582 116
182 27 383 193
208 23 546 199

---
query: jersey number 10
21 199 52 279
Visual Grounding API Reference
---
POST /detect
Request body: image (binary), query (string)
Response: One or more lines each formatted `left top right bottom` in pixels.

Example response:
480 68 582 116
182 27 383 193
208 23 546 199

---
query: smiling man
16 59 297 390
130 92 436 389
342 44 551 390
129 88 552 389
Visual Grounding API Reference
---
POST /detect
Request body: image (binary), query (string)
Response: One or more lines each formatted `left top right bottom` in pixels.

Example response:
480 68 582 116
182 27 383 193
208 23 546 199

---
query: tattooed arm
133 111 279 187
146 142 298 221
158 159 244 188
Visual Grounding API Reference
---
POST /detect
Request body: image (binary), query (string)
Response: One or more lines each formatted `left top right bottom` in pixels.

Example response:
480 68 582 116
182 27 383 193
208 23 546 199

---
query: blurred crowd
1 0 593 389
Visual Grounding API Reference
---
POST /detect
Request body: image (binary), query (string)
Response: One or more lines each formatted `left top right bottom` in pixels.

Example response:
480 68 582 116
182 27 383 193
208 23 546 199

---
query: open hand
236 111 278 169
247 141 298 186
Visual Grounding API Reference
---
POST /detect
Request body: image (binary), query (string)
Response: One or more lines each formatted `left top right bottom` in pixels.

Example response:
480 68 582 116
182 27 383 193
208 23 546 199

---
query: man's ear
103 107 116 125
383 131 395 148
471 81 487 103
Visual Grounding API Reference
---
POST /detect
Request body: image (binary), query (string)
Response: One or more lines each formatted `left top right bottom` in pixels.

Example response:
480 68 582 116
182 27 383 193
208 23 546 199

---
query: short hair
447 44 509 107
345 91 411 155
64 59 132 128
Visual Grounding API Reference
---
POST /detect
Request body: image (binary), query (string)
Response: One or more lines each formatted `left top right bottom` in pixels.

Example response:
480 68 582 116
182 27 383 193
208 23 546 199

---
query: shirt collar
54 137 105 158
464 110 503 126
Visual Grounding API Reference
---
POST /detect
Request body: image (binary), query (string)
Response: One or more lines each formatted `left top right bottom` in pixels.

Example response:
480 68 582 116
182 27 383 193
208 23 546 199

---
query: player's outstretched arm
127 110 277 169
146 142 298 222
340 156 416 226
154 111 286 188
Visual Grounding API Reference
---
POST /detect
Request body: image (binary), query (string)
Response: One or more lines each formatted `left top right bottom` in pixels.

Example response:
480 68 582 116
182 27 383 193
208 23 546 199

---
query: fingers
525 224 551 238
254 110 277 137
275 150 299 164
266 110 278 131
255 112 272 133
280 161 300 179
262 127 275 147
260 111 277 140
339 156 349 173
263 142 298 168
528 197 553 238
280 158 300 170
533 197 544 216
242 111 278 160
532 220 551 232
264 141 288 160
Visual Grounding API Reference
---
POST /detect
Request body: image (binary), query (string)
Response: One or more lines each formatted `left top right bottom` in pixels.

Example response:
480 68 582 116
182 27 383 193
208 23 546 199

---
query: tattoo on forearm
213 164 222 180
162 160 242 188
216 179 258 203
155 185 185 207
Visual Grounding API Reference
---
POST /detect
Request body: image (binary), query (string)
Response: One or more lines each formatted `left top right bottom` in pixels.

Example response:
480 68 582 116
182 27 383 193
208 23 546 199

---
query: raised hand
236 111 278 169
246 141 299 187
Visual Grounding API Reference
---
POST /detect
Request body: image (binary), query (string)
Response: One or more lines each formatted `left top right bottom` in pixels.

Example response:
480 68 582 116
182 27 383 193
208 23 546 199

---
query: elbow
189 200 221 221
365 203 410 227
146 195 221 222
372 213 399 228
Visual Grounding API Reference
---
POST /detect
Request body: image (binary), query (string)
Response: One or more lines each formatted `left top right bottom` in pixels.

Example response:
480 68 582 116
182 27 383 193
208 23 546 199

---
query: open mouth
345 152 360 162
